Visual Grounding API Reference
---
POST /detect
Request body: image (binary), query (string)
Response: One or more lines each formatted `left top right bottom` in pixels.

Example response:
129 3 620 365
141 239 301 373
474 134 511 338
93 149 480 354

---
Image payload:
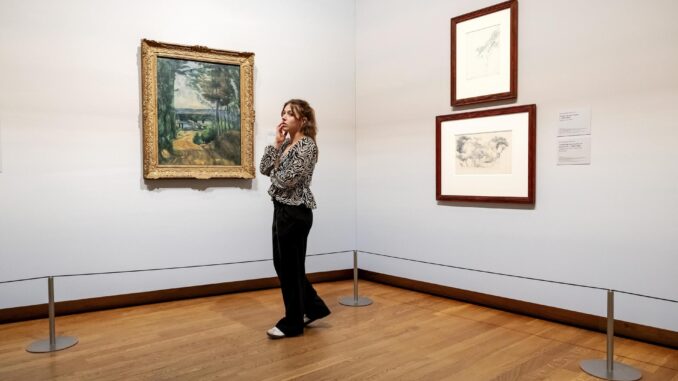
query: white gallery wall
356 0 678 330
0 0 356 308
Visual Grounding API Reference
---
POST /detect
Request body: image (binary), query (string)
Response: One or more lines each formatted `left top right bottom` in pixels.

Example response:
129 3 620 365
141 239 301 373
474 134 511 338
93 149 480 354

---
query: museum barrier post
579 290 642 381
26 276 79 353
339 250 372 307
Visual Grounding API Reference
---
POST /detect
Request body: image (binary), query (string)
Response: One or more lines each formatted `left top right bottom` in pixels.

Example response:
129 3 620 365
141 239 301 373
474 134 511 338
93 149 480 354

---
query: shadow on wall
143 178 255 191
436 201 534 210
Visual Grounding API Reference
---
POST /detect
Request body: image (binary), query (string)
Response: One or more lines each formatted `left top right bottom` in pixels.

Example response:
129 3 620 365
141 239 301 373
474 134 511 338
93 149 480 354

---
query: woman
260 99 331 339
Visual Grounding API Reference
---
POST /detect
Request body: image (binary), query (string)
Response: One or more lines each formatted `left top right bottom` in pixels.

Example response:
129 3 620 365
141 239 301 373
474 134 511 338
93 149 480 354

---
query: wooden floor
0 280 676 380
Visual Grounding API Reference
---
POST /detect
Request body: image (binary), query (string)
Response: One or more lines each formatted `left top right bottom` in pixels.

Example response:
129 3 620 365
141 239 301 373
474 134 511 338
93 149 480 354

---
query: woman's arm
260 123 288 176
259 145 280 177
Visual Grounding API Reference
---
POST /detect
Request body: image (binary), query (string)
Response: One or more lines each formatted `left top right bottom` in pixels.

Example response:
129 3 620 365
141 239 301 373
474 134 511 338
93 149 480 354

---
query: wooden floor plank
0 280 675 380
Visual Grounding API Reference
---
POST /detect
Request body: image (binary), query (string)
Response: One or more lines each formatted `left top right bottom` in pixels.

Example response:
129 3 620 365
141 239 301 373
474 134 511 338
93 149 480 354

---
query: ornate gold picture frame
141 39 255 179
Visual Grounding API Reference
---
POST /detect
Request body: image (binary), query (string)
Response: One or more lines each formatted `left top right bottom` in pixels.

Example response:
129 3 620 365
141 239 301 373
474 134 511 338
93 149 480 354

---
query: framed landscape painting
141 39 255 179
436 104 536 204
451 0 518 107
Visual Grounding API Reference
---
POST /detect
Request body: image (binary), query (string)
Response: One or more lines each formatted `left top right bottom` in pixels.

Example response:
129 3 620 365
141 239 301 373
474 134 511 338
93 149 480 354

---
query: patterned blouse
260 136 318 209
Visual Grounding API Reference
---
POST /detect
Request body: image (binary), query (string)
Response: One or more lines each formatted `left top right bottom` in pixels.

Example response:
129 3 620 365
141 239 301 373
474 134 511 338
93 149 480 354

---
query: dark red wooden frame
436 104 536 204
451 0 518 107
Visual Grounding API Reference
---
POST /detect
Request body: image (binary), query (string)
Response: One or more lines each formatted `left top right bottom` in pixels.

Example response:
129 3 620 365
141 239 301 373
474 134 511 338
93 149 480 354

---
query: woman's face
281 104 303 135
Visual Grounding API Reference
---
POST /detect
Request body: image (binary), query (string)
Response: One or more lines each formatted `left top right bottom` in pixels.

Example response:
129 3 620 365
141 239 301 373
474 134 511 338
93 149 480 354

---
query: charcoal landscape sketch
455 131 512 174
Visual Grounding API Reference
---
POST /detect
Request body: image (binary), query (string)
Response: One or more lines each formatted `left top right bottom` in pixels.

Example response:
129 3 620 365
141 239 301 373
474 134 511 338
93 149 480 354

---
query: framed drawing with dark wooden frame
141 39 255 179
451 0 518 107
436 104 536 204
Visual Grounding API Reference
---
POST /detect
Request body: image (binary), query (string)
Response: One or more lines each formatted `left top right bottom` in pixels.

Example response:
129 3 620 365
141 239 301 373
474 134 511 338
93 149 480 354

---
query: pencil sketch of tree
466 24 500 79
455 130 512 174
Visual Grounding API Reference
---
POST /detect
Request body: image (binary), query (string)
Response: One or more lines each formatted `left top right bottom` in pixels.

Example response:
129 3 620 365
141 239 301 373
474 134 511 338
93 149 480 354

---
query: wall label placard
557 107 591 165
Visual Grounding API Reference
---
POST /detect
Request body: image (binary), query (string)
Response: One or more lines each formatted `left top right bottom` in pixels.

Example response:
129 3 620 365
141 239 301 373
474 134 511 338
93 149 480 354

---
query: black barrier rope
613 290 678 304
0 250 352 284
3 249 675 304
0 276 49 284
359 250 678 304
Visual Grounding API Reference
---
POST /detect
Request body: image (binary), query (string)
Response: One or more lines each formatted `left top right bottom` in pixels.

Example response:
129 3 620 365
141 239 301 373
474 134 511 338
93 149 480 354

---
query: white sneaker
267 326 285 339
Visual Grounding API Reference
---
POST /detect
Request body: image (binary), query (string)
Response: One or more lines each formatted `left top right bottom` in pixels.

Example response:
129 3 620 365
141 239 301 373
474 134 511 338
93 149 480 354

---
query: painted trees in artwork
182 62 240 134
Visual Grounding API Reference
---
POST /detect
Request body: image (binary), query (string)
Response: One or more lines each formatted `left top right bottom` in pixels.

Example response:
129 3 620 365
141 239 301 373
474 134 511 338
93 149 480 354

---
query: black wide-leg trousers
272 200 330 336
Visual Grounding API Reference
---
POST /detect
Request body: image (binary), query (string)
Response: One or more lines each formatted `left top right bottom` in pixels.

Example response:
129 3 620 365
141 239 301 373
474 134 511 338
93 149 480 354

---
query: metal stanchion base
339 296 373 307
26 336 78 353
580 359 642 381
